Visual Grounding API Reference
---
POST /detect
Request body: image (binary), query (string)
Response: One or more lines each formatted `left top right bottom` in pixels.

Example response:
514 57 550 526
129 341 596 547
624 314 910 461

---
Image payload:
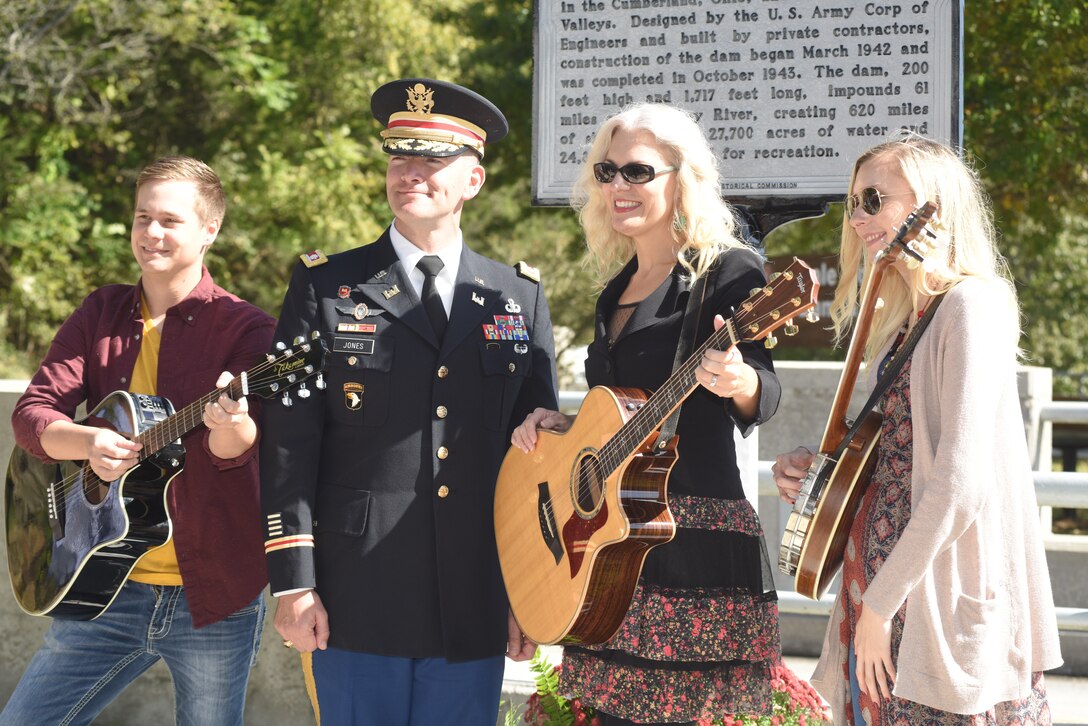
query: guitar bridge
46 479 64 540
536 482 564 566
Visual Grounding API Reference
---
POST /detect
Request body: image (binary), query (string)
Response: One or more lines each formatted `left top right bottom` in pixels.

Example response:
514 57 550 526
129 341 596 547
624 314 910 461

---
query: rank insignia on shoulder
300 250 329 268
515 261 540 283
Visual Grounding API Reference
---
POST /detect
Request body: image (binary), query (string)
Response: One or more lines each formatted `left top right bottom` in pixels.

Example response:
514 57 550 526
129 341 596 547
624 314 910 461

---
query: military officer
260 78 559 725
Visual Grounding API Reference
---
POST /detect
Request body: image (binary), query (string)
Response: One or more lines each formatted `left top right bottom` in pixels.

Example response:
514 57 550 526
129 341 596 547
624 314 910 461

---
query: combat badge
301 250 328 268
344 382 364 411
338 286 351 299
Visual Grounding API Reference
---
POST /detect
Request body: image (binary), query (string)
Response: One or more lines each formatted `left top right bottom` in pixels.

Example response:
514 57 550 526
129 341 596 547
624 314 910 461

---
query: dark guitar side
5 392 183 620
794 410 882 600
559 420 678 644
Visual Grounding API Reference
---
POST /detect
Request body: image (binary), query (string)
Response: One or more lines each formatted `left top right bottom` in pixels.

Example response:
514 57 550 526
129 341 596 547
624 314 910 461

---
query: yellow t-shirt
127 296 183 586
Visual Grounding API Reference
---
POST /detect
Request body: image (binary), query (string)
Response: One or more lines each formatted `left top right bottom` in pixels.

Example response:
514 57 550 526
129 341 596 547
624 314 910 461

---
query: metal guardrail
555 388 1088 634
756 463 1088 631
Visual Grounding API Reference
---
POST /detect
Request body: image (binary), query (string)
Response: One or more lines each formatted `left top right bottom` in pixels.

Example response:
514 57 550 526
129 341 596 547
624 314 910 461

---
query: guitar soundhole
572 450 604 518
81 466 110 506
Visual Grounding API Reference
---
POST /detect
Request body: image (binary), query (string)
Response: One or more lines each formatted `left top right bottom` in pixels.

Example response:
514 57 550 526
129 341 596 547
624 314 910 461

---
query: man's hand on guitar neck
771 446 815 505
204 370 258 459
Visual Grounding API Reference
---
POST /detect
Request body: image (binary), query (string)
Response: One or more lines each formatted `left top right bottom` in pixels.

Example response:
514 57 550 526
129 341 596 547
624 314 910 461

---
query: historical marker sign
532 0 962 207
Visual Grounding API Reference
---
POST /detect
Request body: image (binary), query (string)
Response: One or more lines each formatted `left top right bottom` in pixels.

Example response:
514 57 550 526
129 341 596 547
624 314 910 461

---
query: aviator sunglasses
845 186 916 216
593 161 676 185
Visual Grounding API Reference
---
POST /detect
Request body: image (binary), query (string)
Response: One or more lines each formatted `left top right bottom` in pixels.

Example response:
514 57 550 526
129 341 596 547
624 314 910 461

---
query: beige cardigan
809 277 1063 717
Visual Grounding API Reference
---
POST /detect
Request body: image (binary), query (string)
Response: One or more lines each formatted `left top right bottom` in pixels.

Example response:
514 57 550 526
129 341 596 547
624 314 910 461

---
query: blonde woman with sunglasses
512 103 781 725
772 134 1062 723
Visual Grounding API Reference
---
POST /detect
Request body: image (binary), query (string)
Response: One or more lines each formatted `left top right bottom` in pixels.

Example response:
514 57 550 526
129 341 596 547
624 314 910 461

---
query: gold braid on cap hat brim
381 128 485 156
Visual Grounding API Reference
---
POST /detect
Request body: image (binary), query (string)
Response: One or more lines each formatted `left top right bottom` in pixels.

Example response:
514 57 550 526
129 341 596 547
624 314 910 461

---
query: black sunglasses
845 186 916 216
593 161 676 185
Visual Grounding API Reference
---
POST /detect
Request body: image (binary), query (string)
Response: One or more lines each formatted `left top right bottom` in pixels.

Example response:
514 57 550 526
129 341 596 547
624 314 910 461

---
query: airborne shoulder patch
300 250 329 268
515 261 540 283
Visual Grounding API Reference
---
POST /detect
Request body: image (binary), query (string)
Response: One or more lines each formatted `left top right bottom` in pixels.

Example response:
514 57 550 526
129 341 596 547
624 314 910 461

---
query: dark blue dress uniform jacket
260 230 558 662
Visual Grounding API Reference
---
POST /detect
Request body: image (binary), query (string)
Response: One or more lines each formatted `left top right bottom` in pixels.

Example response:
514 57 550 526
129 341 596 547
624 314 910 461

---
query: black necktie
416 255 447 340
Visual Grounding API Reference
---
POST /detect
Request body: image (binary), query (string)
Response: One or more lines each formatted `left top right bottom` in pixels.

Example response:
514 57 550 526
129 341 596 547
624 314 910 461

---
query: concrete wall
0 362 1082 721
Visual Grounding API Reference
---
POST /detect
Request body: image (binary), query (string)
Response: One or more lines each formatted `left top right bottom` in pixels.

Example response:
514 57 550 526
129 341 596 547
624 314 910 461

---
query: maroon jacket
12 268 275 627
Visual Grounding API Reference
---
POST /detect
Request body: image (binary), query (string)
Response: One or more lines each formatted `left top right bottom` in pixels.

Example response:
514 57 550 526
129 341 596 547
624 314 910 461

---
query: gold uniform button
508 363 516 373
436 405 448 418
437 485 450 498
436 446 449 460
347 356 358 365
437 366 449 378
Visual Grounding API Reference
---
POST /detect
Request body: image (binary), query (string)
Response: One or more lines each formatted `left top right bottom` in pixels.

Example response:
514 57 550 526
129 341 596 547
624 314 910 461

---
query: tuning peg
805 309 820 323
764 333 778 349
265 353 276 362
293 335 305 346
769 272 781 281
784 322 800 337
281 391 293 407
311 330 321 340
297 383 310 399
749 287 761 297
275 341 287 351
315 373 326 390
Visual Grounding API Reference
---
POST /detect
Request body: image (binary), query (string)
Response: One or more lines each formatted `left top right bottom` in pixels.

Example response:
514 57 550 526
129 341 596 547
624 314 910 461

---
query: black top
585 247 781 592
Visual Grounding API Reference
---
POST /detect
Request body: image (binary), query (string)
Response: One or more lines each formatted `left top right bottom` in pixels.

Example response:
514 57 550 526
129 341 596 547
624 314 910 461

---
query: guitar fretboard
134 378 244 456
594 320 740 476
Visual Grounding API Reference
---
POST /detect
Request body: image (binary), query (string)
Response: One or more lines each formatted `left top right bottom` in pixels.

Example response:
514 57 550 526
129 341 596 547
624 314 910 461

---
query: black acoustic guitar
5 333 326 620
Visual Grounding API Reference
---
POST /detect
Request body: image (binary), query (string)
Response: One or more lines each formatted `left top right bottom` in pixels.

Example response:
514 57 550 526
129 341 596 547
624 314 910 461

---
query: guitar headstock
246 331 328 405
882 201 940 270
732 257 821 349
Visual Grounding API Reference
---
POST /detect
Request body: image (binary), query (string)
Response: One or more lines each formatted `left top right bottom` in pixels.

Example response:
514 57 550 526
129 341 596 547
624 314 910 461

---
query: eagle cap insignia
406 83 434 114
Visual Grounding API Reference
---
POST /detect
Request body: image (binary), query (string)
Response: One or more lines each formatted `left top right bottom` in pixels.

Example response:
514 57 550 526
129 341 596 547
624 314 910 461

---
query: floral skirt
561 495 779 723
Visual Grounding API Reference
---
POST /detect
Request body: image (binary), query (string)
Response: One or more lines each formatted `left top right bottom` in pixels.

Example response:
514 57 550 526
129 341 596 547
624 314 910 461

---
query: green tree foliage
1 0 1086 388
766 1 1088 381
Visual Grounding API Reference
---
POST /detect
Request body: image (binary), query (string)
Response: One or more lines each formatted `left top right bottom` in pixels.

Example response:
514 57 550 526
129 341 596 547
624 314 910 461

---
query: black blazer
260 231 558 661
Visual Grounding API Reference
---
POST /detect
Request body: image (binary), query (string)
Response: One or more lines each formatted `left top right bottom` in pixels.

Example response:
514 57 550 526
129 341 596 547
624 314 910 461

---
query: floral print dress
837 356 1051 725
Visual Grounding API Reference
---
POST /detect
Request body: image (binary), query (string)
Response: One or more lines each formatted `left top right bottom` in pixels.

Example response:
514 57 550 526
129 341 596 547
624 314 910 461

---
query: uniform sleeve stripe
265 535 315 553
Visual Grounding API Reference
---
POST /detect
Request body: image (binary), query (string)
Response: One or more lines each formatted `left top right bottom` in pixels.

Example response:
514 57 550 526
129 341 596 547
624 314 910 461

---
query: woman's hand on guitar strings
511 408 574 453
771 446 815 505
696 316 758 401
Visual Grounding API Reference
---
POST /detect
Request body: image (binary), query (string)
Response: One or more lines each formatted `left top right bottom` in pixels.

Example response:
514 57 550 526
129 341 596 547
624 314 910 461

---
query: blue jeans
0 581 265 726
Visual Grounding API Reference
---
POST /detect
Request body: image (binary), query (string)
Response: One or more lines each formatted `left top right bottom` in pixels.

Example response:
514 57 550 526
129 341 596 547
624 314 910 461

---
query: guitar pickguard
561 500 609 578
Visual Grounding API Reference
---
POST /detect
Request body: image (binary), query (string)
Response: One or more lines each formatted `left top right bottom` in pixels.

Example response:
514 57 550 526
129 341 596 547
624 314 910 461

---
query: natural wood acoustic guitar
496 258 819 645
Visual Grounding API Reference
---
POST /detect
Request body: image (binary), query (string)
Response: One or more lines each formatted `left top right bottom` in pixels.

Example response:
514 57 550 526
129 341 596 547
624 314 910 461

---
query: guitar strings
570 302 790 505
47 347 312 501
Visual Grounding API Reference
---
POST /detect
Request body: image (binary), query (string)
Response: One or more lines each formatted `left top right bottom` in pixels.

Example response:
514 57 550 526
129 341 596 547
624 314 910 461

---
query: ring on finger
709 374 718 387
